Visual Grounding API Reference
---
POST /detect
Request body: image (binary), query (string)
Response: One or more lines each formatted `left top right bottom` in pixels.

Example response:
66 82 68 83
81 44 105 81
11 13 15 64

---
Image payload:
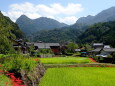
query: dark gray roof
103 48 115 52
26 42 34 44
92 48 102 52
92 48 115 53
93 43 104 46
34 43 60 49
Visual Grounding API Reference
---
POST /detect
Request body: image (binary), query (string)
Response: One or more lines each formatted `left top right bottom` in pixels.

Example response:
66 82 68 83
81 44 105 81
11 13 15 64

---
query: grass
0 74 12 86
39 57 92 64
39 67 115 86
1 57 39 71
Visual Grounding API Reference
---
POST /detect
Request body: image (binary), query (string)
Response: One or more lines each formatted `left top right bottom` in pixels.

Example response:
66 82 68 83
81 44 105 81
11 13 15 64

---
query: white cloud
58 16 78 25
3 2 83 24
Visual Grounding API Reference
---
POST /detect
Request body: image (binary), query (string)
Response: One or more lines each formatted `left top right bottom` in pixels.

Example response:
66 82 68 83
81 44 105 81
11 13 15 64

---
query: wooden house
91 45 115 58
33 43 61 55
11 39 28 54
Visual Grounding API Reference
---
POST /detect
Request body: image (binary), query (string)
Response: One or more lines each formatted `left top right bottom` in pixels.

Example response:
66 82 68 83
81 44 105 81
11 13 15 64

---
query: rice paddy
39 67 115 86
40 57 92 64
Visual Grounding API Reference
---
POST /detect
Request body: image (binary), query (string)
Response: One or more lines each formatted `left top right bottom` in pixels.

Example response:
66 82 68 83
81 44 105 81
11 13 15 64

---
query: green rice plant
39 67 115 86
40 57 92 64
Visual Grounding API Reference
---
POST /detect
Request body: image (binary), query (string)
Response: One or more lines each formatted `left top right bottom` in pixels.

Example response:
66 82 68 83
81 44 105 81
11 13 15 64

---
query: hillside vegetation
78 21 115 47
0 12 24 54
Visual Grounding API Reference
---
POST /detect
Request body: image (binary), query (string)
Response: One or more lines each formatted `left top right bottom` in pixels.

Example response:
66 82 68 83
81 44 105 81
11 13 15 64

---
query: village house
91 43 115 58
11 39 62 55
34 43 61 55
11 39 28 54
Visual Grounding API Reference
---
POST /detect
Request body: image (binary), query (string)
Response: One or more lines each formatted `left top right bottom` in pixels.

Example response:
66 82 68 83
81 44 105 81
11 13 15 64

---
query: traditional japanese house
11 39 28 54
34 43 61 55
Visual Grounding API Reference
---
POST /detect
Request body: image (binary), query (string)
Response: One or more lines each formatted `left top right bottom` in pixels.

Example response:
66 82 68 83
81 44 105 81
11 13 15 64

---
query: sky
1 0 115 25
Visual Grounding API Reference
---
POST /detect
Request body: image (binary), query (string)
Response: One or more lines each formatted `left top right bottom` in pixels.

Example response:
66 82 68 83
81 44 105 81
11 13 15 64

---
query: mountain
78 21 115 47
16 15 68 35
0 11 24 39
29 21 89 43
76 7 115 25
0 11 24 54
32 28 82 43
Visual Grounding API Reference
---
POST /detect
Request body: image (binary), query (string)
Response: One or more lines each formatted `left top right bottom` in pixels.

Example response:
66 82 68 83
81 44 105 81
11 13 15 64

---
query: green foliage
66 42 79 53
32 28 82 43
0 12 24 39
84 43 92 51
112 53 115 58
0 74 12 86
72 52 81 57
78 21 115 47
108 55 113 58
30 48 53 57
39 49 53 54
0 35 15 54
1 55 39 71
0 12 24 54
39 67 115 86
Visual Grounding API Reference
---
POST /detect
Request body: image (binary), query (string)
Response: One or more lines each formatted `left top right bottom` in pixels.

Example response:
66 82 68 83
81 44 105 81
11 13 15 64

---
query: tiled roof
34 43 60 49
103 48 115 52
93 43 104 46
92 48 102 52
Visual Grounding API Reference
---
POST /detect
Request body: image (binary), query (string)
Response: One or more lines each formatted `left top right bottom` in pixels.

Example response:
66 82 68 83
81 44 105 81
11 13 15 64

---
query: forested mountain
76 7 115 25
78 21 115 47
0 12 24 38
0 11 24 54
30 28 82 43
15 6 115 45
16 15 68 35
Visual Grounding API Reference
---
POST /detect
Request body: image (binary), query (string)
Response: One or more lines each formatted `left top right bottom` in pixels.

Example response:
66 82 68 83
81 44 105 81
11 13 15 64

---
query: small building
11 39 28 54
75 49 81 52
91 48 115 58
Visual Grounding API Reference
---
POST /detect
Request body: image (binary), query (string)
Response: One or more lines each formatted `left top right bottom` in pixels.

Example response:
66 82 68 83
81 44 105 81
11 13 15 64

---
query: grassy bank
39 67 115 86
0 74 12 86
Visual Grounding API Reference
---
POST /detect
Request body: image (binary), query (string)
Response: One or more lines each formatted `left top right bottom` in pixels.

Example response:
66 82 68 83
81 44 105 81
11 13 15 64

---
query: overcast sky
1 0 115 25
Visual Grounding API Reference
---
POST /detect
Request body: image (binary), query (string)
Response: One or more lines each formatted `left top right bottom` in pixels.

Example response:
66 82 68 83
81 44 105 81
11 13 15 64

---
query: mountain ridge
16 15 68 35
76 6 115 25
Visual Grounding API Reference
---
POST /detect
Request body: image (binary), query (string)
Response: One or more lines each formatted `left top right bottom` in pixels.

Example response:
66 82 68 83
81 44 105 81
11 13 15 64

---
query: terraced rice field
40 57 92 64
39 67 115 86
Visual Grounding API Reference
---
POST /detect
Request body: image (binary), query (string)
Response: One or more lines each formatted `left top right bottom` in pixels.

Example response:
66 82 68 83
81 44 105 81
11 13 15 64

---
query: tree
66 42 79 53
0 12 23 54
0 35 15 54
85 44 92 51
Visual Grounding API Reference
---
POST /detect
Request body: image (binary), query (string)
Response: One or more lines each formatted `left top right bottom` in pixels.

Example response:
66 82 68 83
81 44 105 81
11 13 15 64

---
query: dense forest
0 11 24 54
29 23 88 43
32 28 82 43
32 20 115 48
78 21 115 47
